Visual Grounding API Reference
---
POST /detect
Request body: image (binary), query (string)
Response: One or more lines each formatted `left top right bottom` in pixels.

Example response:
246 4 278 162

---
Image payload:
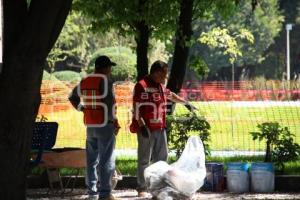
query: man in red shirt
130 60 196 197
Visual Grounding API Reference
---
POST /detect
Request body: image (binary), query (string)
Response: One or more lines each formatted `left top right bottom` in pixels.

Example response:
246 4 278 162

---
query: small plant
250 122 300 172
36 115 48 122
167 113 211 158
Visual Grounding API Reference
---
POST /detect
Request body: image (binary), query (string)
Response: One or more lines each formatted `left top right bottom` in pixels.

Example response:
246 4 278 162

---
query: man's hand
114 119 121 136
139 125 150 138
184 102 197 112
115 127 121 136
77 104 84 112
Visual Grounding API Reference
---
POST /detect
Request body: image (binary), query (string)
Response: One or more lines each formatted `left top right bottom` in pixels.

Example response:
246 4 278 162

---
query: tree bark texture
0 0 72 199
167 0 193 94
134 0 150 81
135 20 150 81
166 0 193 114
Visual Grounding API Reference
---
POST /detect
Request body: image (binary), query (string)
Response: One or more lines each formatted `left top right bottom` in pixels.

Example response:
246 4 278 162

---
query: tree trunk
135 20 150 81
166 0 193 114
0 0 72 199
167 0 193 94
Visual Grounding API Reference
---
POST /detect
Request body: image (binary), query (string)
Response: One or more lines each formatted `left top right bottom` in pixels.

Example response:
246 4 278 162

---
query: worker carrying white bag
144 136 206 200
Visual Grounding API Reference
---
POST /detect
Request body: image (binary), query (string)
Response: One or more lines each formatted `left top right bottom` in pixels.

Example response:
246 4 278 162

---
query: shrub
52 70 81 82
36 115 48 122
189 56 209 80
250 122 300 172
42 70 59 81
87 46 136 82
166 113 211 158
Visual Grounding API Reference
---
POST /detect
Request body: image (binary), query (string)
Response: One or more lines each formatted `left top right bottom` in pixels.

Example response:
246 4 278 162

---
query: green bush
87 46 136 82
166 113 211 158
42 70 59 81
189 56 209 80
52 70 81 82
250 122 300 172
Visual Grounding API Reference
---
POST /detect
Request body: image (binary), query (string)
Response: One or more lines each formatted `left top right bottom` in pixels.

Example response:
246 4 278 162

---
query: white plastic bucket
226 162 250 193
251 162 274 193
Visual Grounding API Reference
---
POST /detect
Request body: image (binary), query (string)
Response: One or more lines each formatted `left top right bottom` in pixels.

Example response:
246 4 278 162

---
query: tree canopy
48 11 135 72
74 0 178 80
190 0 283 77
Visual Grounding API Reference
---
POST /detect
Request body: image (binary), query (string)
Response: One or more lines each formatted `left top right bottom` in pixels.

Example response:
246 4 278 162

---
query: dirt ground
27 189 300 200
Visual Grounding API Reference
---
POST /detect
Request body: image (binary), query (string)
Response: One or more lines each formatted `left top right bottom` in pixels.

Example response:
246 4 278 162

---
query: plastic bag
144 161 172 191
144 136 206 200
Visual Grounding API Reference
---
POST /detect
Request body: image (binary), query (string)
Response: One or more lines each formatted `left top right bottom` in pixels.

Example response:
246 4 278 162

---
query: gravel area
27 189 300 200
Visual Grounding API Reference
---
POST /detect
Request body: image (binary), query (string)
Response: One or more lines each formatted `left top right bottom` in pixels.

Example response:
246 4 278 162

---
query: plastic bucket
226 162 250 193
251 162 274 193
203 162 224 192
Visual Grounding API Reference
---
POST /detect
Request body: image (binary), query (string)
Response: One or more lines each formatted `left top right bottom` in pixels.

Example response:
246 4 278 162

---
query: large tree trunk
166 0 193 114
135 20 150 81
0 0 72 199
167 0 193 94
134 0 150 81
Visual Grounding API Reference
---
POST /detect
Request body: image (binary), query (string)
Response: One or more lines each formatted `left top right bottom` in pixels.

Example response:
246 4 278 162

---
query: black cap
95 55 116 69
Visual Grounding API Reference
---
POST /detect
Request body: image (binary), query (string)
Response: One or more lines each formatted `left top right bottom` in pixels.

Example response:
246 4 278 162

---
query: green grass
174 102 300 151
116 156 300 176
31 155 300 176
46 101 300 152
116 156 137 176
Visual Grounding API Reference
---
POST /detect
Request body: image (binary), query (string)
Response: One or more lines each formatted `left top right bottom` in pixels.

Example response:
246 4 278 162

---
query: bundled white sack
144 136 206 200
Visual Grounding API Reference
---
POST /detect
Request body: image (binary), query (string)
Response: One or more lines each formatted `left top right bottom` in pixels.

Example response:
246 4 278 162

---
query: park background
4 1 300 199
38 0 300 157
38 78 300 155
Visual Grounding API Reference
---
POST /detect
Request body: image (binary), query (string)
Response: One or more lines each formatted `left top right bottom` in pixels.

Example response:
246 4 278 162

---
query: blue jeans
85 123 116 198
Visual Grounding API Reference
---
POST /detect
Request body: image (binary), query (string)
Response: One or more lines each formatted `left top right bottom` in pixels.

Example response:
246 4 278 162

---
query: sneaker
99 194 120 200
137 191 148 197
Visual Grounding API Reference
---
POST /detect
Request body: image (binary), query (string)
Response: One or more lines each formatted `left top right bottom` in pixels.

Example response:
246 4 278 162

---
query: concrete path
27 189 300 200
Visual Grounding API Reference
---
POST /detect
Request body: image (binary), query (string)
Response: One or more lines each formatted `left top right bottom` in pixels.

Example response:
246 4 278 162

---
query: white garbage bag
144 136 206 200
144 161 172 191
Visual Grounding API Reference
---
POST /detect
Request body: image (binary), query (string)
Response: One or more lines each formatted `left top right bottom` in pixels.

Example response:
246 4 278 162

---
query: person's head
94 55 116 75
149 60 168 84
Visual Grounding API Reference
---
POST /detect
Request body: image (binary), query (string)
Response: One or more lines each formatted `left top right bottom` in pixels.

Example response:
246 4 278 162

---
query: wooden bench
30 122 122 194
38 148 122 192
30 122 85 194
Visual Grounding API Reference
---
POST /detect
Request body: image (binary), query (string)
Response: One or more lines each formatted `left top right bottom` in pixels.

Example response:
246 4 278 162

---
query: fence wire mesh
38 80 300 157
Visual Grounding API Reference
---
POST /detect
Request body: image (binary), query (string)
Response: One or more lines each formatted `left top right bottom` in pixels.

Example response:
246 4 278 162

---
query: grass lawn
175 101 300 151
116 155 300 176
31 155 299 176
41 101 300 152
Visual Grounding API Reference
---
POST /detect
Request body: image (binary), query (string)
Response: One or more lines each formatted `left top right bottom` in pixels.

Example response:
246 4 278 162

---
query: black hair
150 60 168 74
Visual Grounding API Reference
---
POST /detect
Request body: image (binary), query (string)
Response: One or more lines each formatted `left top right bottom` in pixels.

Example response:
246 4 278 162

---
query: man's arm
169 92 186 104
68 85 83 111
132 83 146 126
132 83 150 137
168 92 197 112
